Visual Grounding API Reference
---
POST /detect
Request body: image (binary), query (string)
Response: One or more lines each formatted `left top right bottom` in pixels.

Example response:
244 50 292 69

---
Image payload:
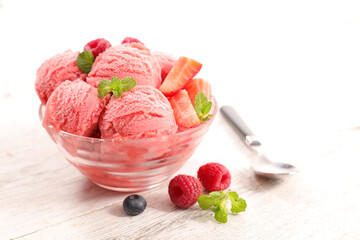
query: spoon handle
220 106 261 146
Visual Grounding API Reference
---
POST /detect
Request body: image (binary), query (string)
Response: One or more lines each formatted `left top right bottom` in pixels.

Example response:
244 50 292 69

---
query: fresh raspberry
197 163 231 192
121 37 143 45
84 38 112 58
168 174 203 208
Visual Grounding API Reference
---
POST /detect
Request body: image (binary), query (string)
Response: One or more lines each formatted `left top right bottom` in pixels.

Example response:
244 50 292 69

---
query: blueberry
123 194 147 216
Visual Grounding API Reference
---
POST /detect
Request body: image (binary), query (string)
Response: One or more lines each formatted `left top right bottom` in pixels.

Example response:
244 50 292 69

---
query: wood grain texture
2 114 360 239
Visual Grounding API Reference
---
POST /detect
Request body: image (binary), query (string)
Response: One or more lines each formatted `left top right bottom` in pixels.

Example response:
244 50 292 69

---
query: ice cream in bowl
36 37 217 191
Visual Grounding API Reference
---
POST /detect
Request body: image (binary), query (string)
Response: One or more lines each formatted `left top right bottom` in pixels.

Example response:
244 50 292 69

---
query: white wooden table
1 0 360 239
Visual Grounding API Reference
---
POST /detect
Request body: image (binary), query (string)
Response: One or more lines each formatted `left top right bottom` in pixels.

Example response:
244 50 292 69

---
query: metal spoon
220 105 299 177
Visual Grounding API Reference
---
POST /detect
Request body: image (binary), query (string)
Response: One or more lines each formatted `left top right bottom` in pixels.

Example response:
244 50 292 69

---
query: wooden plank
8 145 360 240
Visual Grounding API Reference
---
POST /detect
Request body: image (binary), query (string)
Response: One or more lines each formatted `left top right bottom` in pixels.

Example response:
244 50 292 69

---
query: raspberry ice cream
87 43 161 89
37 37 217 192
152 51 177 81
35 50 87 104
43 80 109 137
99 85 177 140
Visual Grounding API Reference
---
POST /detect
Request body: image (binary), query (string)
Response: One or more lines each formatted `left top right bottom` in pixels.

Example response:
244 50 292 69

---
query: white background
1 0 360 153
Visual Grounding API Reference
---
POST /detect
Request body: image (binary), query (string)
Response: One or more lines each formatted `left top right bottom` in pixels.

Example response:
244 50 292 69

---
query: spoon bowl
251 154 299 177
220 106 299 178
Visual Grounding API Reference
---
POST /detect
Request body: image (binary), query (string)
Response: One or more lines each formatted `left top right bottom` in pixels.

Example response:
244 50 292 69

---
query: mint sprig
97 76 136 98
228 191 247 213
97 79 112 98
76 51 94 73
194 92 213 121
198 190 247 223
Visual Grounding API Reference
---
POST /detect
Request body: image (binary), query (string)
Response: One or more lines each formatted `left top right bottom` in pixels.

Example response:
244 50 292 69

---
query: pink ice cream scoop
99 85 177 140
43 80 109 137
152 51 177 81
35 50 87 104
87 43 161 88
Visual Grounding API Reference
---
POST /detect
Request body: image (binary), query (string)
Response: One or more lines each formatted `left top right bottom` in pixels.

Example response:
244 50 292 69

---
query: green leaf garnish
119 77 138 92
198 195 215 210
76 51 94 73
228 191 247 213
195 92 213 122
213 201 228 223
97 79 112 98
97 76 137 98
110 77 123 98
198 190 247 223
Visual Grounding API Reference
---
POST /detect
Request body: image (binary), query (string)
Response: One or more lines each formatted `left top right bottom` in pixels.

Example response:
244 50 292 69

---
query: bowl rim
39 96 218 143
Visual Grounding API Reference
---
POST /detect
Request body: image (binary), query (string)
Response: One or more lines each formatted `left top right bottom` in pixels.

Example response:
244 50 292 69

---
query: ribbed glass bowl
39 97 217 192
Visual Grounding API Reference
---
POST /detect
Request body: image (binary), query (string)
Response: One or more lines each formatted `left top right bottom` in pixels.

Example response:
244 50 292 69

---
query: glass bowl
39 97 217 192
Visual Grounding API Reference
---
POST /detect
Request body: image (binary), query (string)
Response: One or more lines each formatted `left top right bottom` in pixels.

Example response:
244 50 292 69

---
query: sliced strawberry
184 78 211 107
159 56 202 96
168 89 201 128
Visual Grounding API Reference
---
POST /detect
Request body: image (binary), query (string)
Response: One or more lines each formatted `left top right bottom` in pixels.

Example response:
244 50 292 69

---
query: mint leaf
197 190 246 223
120 77 137 92
209 190 225 198
110 76 123 98
194 92 207 114
76 51 94 73
110 76 136 98
228 191 247 213
97 76 137 98
212 201 228 223
197 195 214 210
209 191 226 206
198 191 225 210
195 92 213 122
97 79 112 98
199 114 213 122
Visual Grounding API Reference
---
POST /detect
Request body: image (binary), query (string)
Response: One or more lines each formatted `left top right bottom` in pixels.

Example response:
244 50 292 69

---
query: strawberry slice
159 56 202 96
168 89 201 128
184 78 211 107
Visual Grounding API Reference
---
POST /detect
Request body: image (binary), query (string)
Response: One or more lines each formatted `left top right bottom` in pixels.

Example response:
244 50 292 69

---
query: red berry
197 163 231 192
168 89 201 128
184 78 212 107
84 38 111 58
168 174 203 208
159 56 202 96
121 37 143 45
